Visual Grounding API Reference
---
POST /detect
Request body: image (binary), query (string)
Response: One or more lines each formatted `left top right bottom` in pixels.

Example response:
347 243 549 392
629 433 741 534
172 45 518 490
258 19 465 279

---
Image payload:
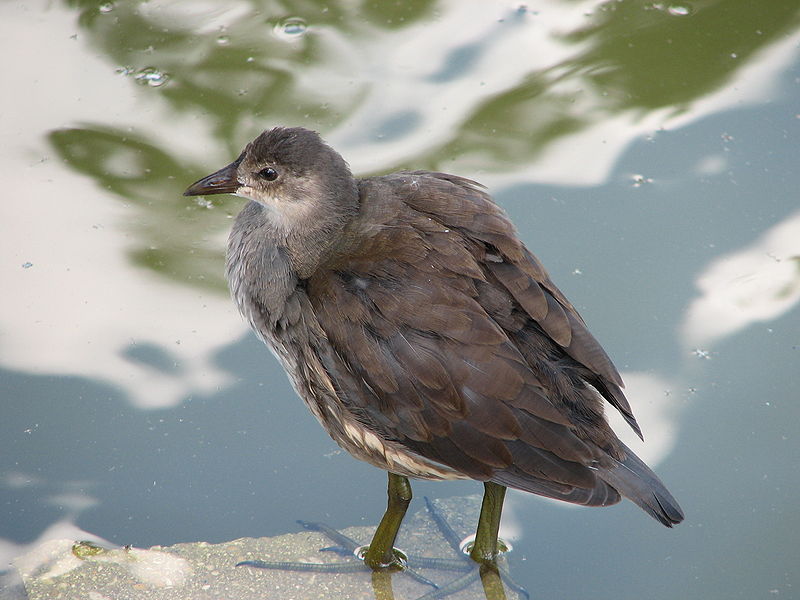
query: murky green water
2 1 799 598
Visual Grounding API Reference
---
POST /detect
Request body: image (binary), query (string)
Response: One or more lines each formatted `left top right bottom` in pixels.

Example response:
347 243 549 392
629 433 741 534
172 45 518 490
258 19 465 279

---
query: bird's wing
398 171 641 437
304 173 634 503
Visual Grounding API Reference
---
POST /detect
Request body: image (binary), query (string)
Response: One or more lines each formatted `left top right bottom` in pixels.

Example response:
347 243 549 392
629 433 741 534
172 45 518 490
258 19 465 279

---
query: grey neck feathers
226 201 297 330
225 198 356 329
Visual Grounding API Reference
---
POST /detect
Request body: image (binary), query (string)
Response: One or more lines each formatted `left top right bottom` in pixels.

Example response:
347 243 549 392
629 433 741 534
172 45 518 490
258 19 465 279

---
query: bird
184 126 684 569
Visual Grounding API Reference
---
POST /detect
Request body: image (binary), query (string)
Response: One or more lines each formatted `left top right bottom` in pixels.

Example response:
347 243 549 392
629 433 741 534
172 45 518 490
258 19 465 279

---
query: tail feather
492 465 622 508
598 441 684 527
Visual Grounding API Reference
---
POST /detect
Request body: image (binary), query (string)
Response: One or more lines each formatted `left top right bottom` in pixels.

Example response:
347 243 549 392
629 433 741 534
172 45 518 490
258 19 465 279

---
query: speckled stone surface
13 495 525 600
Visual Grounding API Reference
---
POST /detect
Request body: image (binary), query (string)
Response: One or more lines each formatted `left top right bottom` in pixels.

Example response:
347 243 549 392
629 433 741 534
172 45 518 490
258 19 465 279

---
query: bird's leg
478 562 509 600
370 570 396 600
362 472 412 570
469 482 507 564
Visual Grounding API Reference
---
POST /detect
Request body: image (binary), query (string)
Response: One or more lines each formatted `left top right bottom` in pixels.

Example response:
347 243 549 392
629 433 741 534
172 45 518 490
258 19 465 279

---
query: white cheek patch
234 188 260 202
238 187 317 233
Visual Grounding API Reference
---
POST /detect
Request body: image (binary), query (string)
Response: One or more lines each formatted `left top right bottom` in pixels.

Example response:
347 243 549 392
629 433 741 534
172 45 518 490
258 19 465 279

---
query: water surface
2 1 799 598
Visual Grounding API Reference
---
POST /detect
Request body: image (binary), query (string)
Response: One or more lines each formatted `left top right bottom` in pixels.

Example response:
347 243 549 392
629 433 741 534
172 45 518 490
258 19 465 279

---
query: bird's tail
598 441 684 527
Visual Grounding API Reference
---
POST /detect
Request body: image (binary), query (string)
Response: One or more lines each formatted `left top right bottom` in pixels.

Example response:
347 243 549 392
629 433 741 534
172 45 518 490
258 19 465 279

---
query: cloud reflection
681 210 800 347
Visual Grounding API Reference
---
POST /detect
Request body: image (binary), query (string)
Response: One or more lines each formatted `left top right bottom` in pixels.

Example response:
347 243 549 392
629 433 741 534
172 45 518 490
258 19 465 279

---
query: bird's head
184 127 359 237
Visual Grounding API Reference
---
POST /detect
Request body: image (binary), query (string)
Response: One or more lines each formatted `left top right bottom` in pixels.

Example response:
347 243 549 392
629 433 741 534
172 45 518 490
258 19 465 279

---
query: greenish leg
469 482 507 564
479 562 509 600
363 472 412 570
370 570 396 600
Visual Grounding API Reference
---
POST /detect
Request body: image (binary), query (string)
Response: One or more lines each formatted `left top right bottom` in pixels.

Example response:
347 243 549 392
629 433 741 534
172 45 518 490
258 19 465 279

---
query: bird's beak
183 160 241 196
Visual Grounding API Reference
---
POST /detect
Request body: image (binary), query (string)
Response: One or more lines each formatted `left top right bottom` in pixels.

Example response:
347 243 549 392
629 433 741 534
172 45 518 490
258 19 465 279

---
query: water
273 17 308 39
2 1 799 598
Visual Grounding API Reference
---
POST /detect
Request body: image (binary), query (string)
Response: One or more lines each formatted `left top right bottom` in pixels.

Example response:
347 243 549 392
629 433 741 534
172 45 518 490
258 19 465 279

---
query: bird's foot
459 536 512 565
354 543 409 571
418 497 526 599
236 499 529 599
237 519 439 589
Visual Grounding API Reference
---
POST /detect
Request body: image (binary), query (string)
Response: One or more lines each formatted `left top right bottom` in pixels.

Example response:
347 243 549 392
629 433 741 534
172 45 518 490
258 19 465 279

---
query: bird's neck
226 202 299 331
225 197 359 329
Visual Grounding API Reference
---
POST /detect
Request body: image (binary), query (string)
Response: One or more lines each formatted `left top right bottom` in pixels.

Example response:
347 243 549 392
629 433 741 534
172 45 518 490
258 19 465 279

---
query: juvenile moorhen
184 126 683 569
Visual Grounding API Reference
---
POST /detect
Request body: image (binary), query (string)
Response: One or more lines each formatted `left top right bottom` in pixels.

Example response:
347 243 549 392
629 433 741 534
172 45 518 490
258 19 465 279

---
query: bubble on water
216 35 230 46
133 67 170 87
648 3 693 16
274 17 308 39
98 2 114 13
631 174 653 187
692 348 712 360
117 65 169 87
667 4 691 16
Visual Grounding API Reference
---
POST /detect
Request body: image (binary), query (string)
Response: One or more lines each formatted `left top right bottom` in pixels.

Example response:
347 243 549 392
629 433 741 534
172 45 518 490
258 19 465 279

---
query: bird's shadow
237 495 529 600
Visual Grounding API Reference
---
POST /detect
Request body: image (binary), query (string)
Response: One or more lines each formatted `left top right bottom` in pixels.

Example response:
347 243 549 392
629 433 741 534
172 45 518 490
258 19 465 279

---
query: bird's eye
257 167 279 181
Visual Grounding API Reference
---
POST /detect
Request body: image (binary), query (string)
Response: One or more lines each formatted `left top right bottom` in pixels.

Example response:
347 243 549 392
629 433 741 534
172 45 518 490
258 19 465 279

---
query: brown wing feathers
397 172 640 435
308 171 674 515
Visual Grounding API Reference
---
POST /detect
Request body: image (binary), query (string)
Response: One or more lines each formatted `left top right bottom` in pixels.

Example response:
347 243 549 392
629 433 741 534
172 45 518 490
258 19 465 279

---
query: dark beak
183 160 240 196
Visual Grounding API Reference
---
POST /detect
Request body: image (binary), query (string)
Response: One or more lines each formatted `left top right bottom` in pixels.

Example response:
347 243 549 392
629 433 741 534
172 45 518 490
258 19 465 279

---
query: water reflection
681 210 800 347
48 126 230 292
2 0 800 598
53 0 800 194
30 0 798 410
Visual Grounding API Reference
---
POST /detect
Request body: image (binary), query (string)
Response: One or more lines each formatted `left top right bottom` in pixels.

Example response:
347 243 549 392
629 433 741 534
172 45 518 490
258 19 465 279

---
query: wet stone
13 495 524 600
